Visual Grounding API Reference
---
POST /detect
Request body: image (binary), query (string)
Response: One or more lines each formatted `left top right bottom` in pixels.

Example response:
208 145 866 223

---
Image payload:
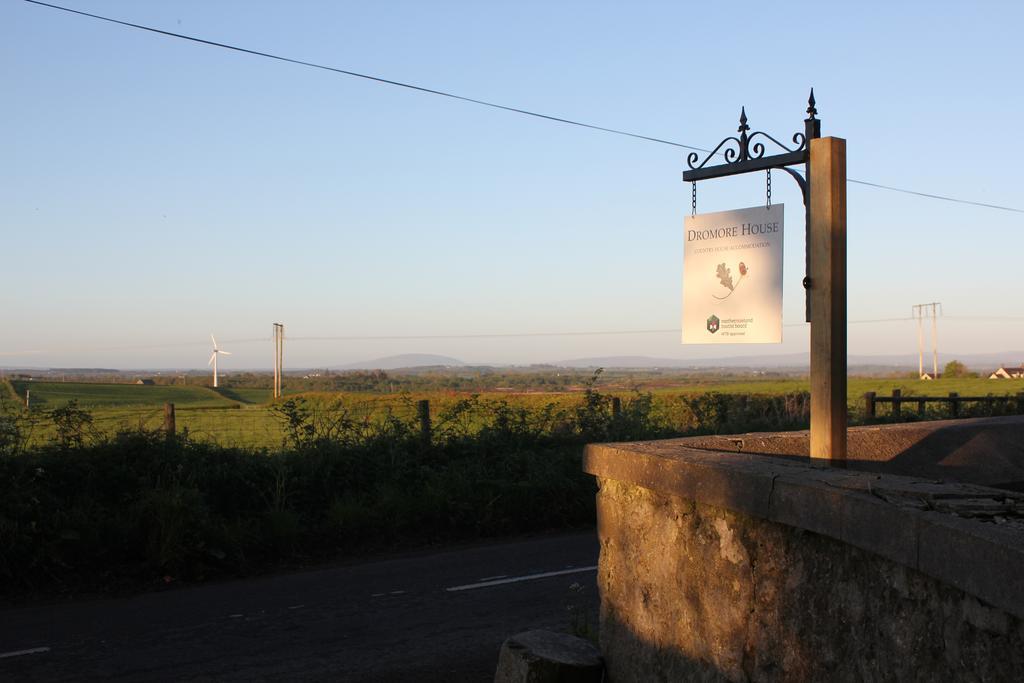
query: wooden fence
863 390 1024 420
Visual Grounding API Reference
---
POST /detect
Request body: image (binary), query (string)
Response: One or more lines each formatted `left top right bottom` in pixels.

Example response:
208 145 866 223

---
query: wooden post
863 392 876 419
891 389 902 419
164 402 176 436
1017 392 1024 415
417 399 431 445
949 392 960 418
611 397 622 419
808 137 847 464
918 398 926 415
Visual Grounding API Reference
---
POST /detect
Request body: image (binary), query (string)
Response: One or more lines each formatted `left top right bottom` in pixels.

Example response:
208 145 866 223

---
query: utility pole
272 323 284 399
914 306 924 379
912 303 942 379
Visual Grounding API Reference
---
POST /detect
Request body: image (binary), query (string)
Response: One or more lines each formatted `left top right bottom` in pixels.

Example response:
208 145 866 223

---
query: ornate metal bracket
683 90 822 321
682 90 821 207
685 107 806 172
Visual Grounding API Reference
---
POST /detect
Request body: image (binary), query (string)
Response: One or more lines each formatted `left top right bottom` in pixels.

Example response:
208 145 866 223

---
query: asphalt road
0 531 599 682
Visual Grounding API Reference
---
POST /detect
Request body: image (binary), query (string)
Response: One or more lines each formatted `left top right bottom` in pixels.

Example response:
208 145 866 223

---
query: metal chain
691 181 697 217
766 169 772 209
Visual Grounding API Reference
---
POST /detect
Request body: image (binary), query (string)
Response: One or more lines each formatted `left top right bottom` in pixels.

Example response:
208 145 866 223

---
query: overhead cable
22 1 1024 214
5 314 1024 358
21 0 705 153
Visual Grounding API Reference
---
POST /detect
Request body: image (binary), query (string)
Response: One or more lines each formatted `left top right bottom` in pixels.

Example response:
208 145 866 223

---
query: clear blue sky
3 0 1023 369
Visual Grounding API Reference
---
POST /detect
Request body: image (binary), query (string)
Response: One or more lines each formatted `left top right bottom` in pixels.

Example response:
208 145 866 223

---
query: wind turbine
208 334 232 388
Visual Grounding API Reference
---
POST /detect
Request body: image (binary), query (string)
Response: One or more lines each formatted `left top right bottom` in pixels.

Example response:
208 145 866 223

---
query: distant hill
336 354 466 371
555 356 702 369
331 350 1024 373
554 351 1024 371
555 354 810 369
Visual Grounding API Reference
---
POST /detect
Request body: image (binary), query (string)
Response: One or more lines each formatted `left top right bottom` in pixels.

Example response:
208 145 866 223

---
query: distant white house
989 365 1024 379
135 378 156 385
920 372 938 380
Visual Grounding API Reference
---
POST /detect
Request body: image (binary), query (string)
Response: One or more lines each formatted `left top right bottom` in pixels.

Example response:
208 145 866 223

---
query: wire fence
9 385 1024 451
175 400 424 448
14 398 431 450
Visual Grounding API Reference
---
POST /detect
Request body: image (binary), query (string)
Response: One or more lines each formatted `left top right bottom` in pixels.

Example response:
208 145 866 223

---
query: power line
943 315 1024 322
288 330 680 341
0 318 916 357
21 0 705 153
22 1 1024 214
846 179 1023 213
786 317 913 328
4 315 1024 360
289 318 915 341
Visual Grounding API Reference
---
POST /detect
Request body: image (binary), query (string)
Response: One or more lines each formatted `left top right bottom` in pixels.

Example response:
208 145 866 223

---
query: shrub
49 400 95 449
0 381 823 596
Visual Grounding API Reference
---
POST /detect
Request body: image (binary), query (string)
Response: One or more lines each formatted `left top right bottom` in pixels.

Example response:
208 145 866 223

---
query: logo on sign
706 315 720 334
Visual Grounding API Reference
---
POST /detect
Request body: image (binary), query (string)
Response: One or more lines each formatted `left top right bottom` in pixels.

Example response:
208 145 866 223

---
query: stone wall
685 415 1024 491
585 425 1024 682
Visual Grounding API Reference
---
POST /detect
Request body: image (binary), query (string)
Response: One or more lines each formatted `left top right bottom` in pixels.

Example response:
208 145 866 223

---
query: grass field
10 381 239 410
6 376 1023 449
211 387 273 404
0 380 19 411
649 376 1024 409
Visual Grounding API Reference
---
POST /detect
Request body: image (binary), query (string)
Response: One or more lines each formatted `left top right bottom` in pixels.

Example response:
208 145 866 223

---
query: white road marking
445 566 597 592
478 575 508 581
228 614 244 618
0 647 51 659
371 593 386 597
389 590 406 595
287 604 304 610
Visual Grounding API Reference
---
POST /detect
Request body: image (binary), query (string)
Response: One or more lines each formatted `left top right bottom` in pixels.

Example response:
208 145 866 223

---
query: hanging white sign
682 204 783 344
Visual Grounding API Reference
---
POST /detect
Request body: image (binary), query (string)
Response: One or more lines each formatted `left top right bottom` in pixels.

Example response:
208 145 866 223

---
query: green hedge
0 383 812 596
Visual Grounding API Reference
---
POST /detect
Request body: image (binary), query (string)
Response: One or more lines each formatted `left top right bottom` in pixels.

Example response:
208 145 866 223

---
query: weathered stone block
917 510 1024 619
585 425 1024 682
494 629 602 683
595 481 1024 681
